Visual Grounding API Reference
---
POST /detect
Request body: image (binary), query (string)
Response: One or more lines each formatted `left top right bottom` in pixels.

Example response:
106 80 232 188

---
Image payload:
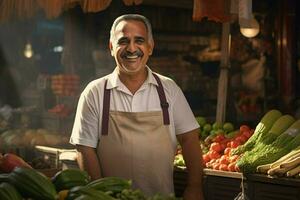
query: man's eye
118 39 128 45
136 39 144 44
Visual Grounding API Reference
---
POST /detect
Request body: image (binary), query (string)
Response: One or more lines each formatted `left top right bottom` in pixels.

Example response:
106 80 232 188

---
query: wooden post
216 22 231 123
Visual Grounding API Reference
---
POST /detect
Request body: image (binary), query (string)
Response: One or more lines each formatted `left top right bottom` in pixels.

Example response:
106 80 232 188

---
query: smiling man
70 14 204 200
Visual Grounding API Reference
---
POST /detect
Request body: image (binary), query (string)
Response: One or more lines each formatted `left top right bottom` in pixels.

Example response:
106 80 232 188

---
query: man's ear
109 42 114 56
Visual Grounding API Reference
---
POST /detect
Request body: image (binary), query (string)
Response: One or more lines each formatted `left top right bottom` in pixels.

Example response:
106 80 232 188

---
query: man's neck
118 68 148 94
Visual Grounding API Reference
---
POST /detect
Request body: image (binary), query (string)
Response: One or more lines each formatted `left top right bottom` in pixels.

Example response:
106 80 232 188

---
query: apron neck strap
152 73 170 125
101 80 110 135
101 73 170 135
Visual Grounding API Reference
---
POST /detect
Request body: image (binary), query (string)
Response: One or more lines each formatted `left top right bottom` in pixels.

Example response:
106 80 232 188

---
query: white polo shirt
70 67 199 148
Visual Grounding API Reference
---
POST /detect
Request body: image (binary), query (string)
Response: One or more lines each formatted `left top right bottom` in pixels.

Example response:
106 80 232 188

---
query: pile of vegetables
257 146 300 177
230 109 300 175
0 167 181 200
201 124 253 172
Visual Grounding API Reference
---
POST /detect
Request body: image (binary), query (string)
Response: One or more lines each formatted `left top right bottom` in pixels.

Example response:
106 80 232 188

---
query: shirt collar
106 66 158 90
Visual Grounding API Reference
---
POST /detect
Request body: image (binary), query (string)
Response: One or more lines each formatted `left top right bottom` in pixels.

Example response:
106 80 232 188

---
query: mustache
121 49 144 58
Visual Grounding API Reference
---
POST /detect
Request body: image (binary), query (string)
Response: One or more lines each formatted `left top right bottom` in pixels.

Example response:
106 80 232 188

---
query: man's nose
126 41 137 52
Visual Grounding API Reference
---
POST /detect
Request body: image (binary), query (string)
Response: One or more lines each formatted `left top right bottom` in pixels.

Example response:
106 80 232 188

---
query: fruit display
0 167 181 200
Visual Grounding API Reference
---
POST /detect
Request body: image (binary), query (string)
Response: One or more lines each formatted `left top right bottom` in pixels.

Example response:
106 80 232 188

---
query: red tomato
219 155 229 165
202 154 211 164
219 164 228 171
213 134 226 143
224 147 232 156
235 135 247 144
220 143 227 152
212 163 221 170
242 130 252 138
240 125 250 132
229 140 240 148
229 155 240 163
210 142 222 152
228 162 236 172
209 150 221 160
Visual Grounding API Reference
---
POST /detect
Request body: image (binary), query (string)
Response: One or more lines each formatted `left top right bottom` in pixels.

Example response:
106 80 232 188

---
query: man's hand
177 129 204 200
76 144 102 180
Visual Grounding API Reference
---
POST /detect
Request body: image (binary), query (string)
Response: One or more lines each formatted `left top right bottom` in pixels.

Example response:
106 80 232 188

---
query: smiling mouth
121 50 144 60
125 55 139 59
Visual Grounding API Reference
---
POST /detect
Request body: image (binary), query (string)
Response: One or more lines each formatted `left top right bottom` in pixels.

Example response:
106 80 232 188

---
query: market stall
1 0 300 199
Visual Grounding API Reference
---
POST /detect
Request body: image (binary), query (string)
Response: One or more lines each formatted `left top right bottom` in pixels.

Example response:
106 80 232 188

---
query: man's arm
76 144 102 180
176 128 204 200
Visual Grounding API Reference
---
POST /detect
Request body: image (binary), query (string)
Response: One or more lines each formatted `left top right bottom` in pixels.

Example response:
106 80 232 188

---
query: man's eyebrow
118 36 128 40
135 36 145 40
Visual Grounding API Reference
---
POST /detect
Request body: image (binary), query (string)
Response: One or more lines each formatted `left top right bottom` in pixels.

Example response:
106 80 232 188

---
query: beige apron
97 73 175 196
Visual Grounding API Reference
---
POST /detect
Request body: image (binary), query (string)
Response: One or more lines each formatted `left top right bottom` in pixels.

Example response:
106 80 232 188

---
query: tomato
219 155 229 165
239 125 250 132
202 154 211 164
224 147 232 156
212 163 221 170
228 162 236 172
219 164 228 171
210 142 222 152
213 134 226 143
229 140 240 148
235 135 247 144
242 130 252 138
229 155 240 163
208 150 221 160
220 143 227 152
205 162 211 168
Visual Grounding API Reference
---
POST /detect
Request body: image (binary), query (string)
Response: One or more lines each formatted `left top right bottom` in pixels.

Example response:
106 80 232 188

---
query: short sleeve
172 88 199 135
69 87 101 148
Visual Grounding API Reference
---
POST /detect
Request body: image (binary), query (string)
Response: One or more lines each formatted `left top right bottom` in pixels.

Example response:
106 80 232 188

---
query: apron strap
101 79 110 135
152 73 170 125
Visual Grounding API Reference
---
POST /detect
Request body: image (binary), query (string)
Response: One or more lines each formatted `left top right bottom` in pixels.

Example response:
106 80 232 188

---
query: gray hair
110 14 153 44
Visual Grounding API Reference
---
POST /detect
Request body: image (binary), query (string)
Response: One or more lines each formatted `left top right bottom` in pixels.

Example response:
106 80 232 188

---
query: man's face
109 20 154 75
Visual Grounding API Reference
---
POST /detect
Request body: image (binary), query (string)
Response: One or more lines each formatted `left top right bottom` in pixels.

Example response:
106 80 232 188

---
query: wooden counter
174 167 300 200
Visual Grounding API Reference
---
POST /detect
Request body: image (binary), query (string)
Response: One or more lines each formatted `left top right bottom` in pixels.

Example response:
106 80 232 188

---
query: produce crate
173 167 187 197
174 168 300 200
246 174 300 200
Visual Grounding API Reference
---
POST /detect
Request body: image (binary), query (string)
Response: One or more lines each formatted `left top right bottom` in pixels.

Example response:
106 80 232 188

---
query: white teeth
126 55 138 59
